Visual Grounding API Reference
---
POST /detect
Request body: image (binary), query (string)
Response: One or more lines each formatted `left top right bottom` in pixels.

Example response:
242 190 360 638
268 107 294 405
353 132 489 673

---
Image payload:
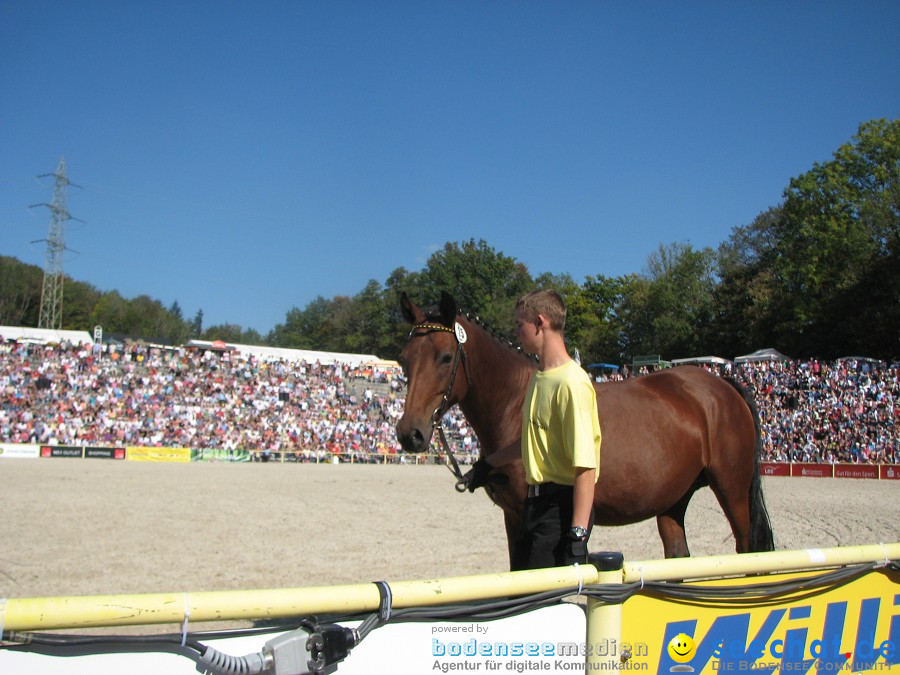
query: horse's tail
726 377 775 552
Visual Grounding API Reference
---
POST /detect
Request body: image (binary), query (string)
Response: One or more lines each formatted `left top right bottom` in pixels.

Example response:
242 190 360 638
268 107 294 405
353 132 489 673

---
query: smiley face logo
667 633 696 671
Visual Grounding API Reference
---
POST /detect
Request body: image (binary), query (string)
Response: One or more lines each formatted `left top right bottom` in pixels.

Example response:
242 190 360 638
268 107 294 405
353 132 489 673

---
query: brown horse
396 291 774 567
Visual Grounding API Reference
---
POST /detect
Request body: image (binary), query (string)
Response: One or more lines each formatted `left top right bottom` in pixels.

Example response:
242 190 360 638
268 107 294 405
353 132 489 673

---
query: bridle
406 321 472 491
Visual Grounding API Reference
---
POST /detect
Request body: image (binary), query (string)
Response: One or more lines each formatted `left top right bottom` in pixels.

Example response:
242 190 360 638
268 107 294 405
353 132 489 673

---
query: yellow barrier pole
4 543 896 632
623 542 900 583
585 552 624 673
3 564 599 631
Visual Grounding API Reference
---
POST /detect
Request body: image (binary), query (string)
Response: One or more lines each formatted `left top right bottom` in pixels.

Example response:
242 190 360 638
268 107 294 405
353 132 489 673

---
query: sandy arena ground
1 460 898 602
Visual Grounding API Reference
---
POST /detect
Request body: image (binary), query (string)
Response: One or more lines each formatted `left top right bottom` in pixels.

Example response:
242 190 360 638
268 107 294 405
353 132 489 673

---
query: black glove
566 529 589 564
462 458 492 492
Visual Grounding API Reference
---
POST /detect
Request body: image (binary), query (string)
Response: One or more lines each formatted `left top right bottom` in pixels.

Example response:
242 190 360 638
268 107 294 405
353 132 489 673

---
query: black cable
2 630 206 654
616 561 883 604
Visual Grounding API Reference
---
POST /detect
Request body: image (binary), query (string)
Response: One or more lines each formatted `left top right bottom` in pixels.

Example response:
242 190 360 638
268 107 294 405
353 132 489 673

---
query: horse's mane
420 305 537 363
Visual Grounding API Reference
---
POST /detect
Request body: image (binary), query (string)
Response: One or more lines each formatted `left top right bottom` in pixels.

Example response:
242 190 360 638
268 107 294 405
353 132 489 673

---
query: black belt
526 482 572 498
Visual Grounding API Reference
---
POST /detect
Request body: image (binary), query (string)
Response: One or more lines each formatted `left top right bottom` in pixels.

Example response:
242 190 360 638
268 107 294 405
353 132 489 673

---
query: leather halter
406 321 472 491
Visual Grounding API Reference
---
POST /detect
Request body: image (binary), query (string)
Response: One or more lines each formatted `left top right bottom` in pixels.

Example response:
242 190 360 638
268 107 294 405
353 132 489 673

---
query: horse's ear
400 292 425 324
438 291 458 327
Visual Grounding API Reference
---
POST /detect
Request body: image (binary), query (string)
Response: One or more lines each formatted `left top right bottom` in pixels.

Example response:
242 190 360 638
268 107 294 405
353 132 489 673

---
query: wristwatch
568 526 588 541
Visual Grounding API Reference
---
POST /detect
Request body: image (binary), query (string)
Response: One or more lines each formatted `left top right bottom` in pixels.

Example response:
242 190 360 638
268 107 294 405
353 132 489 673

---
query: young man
512 289 602 570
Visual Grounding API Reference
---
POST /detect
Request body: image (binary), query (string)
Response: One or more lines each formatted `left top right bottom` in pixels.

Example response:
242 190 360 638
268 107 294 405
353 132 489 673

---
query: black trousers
510 483 592 571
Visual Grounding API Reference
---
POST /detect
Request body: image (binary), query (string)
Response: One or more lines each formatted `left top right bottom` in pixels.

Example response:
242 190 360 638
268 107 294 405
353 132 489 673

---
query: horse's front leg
484 461 527 570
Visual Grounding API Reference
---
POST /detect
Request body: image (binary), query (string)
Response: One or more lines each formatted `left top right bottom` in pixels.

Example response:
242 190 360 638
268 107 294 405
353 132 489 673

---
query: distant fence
0 442 462 466
1 444 898 478
760 461 900 480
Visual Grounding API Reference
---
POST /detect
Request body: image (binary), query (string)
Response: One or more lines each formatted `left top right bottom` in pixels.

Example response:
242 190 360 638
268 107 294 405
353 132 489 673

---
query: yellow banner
620 567 899 674
125 446 192 463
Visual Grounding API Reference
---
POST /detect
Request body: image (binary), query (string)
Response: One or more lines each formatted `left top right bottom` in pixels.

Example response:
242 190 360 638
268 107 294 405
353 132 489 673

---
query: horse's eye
439 353 453 366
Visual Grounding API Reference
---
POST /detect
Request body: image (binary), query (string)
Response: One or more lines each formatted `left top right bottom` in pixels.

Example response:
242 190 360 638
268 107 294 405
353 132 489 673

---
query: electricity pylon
30 157 82 330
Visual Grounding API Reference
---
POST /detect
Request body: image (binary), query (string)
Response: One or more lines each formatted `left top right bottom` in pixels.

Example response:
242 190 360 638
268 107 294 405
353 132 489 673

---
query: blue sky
2 2 897 336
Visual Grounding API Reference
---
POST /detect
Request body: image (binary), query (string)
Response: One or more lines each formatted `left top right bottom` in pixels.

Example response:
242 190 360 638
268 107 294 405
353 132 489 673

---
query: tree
720 118 900 358
62 279 102 332
617 243 717 359
579 274 629 365
711 207 783 356
343 280 396 356
191 309 204 339
90 291 130 334
416 239 533 334
165 300 192 344
774 118 899 357
0 257 43 327
382 266 420 357
268 296 336 350
202 323 249 343
616 273 655 359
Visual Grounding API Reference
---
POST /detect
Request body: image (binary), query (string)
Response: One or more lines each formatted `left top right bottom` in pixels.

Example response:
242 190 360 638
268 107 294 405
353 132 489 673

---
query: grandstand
0 327 895 465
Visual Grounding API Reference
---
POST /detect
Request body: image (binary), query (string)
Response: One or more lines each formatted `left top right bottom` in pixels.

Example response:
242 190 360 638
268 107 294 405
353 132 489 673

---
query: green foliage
715 118 899 358
616 243 717 359
0 256 43 326
0 257 205 345
191 309 204 339
413 239 534 334
579 275 628 364
202 323 254 343
268 297 333 350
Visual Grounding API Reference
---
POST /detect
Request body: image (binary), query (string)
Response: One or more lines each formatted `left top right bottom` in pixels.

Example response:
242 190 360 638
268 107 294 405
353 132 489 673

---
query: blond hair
516 289 567 331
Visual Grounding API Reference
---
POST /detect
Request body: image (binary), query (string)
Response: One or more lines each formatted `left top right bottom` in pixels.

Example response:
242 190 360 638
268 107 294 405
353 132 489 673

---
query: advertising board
0 443 40 459
191 448 252 462
84 447 126 460
834 463 879 479
40 446 83 458
126 446 191 462
760 462 790 477
880 465 900 480
621 567 899 674
791 463 834 478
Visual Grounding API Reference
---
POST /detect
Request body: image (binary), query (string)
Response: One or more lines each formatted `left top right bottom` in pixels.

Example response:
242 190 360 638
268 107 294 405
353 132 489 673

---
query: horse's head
396 291 470 453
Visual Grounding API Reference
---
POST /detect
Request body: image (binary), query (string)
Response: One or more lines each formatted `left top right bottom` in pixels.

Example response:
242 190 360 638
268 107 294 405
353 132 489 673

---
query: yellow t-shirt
521 359 602 485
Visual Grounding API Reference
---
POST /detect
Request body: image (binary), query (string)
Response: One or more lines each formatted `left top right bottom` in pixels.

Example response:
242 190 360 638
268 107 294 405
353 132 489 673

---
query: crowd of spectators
733 358 897 464
0 341 453 463
0 340 896 465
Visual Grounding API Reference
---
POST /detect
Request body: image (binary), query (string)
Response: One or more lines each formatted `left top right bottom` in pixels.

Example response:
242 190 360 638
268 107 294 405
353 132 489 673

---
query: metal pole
585 552 624 672
621 542 900 583
3 564 599 631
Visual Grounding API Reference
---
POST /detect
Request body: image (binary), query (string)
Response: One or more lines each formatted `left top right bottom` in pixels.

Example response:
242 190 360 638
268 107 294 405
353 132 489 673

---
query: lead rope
434 418 469 492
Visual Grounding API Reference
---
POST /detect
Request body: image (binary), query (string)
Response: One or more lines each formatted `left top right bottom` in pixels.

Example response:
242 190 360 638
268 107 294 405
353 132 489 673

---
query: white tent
184 339 387 367
670 356 733 367
734 348 791 364
0 326 93 346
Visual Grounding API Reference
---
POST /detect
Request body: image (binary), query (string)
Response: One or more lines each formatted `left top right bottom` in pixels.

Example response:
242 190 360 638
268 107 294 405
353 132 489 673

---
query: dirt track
1 461 898 600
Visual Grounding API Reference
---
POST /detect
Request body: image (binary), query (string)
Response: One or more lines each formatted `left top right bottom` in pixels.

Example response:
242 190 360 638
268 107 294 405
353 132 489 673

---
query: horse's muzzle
396 420 432 453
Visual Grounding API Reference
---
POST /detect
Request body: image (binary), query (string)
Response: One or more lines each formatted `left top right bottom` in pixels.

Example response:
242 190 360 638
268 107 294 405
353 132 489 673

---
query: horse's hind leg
656 490 695 558
706 473 752 553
